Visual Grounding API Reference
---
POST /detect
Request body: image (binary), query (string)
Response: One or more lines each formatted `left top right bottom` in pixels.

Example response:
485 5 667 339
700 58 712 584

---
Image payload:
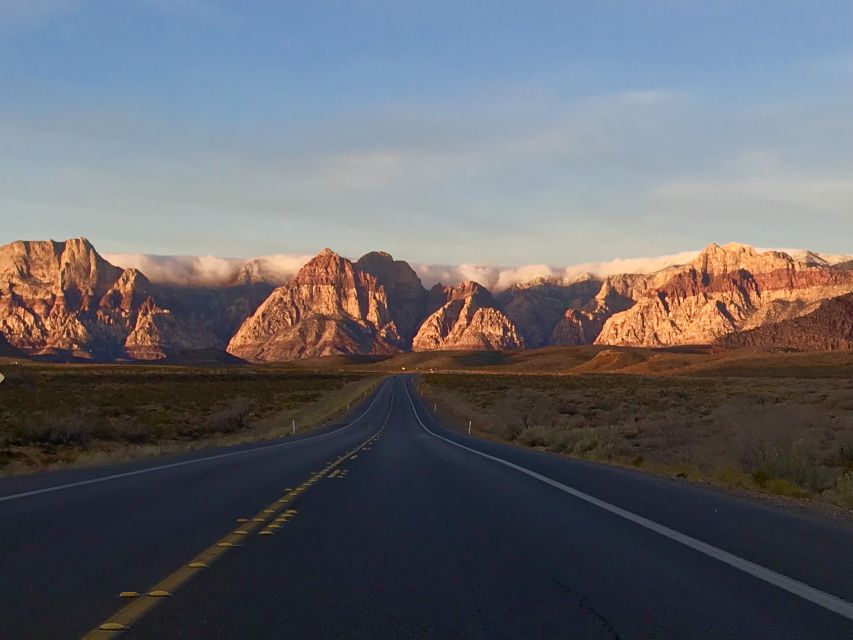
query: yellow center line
81 395 393 638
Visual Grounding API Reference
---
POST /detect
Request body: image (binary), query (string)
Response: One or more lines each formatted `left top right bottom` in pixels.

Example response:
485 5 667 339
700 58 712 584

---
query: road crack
551 576 623 640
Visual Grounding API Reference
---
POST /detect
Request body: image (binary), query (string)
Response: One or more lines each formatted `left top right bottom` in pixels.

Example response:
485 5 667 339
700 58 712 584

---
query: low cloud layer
107 247 850 291
106 249 708 290
413 250 703 290
104 253 315 286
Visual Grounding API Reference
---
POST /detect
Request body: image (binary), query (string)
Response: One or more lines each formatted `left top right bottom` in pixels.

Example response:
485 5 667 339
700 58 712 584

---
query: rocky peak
427 281 492 313
413 280 523 352
2 238 116 291
595 244 853 347
356 251 427 344
232 259 271 286
0 238 256 359
691 242 797 277
356 251 420 284
226 248 404 361
293 248 356 286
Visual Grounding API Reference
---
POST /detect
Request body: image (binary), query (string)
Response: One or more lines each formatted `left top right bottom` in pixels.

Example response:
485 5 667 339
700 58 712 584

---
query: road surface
1 376 851 638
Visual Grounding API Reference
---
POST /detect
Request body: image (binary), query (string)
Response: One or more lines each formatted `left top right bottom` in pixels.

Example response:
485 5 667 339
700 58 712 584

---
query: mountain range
0 237 850 361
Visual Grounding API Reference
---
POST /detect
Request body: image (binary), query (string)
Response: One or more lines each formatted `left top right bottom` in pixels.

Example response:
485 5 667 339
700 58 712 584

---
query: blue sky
1 1 852 266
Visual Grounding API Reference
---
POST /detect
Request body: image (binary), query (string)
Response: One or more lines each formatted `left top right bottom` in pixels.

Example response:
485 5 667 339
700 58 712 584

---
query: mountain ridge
1 237 851 360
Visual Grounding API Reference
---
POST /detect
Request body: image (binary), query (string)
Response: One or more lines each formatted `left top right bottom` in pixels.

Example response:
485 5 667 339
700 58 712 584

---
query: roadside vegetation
0 361 378 474
419 368 853 512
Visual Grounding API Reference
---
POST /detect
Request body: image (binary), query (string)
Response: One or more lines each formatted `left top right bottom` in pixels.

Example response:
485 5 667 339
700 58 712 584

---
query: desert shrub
500 423 523 441
517 425 553 448
752 468 770 488
742 438 834 493
13 410 96 447
764 477 810 498
839 442 853 472
95 417 155 444
830 473 853 510
208 397 252 434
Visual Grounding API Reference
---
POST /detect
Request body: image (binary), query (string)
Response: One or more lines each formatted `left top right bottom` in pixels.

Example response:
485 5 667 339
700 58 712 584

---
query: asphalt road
1 376 851 639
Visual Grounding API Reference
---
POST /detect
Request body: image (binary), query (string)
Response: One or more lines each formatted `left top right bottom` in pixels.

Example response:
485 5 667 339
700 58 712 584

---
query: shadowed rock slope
719 293 853 351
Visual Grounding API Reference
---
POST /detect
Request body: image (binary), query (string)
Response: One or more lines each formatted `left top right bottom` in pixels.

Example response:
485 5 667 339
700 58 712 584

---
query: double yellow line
82 395 393 638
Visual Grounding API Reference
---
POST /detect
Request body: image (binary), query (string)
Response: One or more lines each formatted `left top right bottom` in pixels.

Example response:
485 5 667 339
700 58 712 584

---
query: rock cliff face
412 282 525 351
497 277 601 347
0 238 270 359
2 238 851 360
718 293 853 351
549 276 642 345
355 251 428 345
226 249 405 361
595 243 853 347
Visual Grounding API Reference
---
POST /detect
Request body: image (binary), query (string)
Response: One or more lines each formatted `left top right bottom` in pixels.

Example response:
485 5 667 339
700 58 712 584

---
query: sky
1 1 852 269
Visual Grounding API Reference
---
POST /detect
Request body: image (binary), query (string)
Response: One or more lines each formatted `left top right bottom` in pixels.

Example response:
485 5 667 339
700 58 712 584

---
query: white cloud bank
413 250 703 290
106 247 850 291
104 253 315 286
106 249 707 290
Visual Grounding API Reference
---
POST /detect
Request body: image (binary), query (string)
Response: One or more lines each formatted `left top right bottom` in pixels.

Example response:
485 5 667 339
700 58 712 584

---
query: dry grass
0 362 378 474
419 371 853 510
297 344 853 379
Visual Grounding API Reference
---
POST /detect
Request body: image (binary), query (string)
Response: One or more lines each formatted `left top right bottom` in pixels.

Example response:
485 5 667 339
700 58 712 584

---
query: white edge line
403 380 853 622
0 380 390 504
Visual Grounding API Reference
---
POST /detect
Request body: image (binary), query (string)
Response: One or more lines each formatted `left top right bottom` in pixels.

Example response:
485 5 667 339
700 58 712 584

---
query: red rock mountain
226 249 406 361
595 243 853 347
0 238 270 359
1 239 851 360
719 293 853 351
497 277 601 348
355 251 428 345
412 282 525 351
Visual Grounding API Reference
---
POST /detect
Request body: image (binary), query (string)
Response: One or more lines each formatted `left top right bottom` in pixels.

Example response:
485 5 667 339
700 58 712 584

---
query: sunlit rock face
0 238 270 360
2 239 851 360
595 243 853 347
412 282 525 351
227 249 407 361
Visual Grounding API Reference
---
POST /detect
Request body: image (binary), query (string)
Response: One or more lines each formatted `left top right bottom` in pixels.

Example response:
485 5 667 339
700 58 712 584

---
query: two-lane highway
1 376 852 638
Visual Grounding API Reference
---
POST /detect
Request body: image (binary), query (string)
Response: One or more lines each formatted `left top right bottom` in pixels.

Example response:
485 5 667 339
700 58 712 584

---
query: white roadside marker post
468 420 472 435
292 419 296 436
